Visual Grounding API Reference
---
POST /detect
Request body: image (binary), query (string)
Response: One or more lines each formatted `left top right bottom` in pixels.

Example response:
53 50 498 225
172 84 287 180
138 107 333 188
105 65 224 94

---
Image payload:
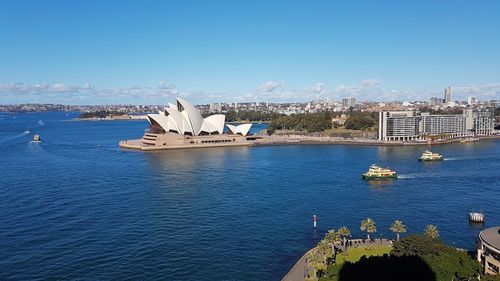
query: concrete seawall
253 134 500 147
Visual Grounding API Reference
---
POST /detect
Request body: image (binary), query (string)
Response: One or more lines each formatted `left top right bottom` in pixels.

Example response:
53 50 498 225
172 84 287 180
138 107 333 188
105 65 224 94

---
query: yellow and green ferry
362 164 397 179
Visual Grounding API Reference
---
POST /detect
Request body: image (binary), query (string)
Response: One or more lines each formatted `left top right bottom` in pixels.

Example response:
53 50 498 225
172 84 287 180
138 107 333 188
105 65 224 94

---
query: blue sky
1 0 499 104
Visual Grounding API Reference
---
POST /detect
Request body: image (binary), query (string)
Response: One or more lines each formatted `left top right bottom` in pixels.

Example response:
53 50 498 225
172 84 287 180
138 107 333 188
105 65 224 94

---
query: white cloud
82 82 94 90
1 79 499 104
158 80 176 90
311 82 325 94
361 79 381 88
259 81 284 92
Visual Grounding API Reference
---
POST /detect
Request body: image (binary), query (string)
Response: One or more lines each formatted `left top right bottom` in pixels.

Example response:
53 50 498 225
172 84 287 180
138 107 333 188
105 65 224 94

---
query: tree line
267 112 377 134
79 111 127 119
202 110 281 122
303 218 487 281
267 112 334 134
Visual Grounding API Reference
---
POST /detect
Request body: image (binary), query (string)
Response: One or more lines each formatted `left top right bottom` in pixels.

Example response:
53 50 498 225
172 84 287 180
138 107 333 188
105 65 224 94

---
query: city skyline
1 0 500 104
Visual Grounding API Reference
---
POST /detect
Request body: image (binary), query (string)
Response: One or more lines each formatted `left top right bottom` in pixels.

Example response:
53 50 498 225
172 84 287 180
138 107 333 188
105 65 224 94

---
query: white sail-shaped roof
203 114 225 134
147 114 171 131
177 98 203 136
146 97 240 136
165 107 185 134
226 123 252 136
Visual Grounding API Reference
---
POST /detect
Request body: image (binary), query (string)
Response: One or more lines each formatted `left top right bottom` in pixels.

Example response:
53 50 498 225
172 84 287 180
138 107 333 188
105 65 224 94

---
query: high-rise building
444 86 452 103
378 111 420 141
429 97 443 107
421 113 467 137
209 102 222 113
467 96 477 105
342 97 356 108
378 109 494 141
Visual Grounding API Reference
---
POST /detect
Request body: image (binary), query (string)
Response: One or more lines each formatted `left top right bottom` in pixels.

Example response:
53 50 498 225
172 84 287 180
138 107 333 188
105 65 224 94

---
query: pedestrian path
282 238 393 281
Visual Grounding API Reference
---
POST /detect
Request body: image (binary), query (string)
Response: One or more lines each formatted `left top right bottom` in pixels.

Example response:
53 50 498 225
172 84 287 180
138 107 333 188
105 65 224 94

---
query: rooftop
480 226 500 251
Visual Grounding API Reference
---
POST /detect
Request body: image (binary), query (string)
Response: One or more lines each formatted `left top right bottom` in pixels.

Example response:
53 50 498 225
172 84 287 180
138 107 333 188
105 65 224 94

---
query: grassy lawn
319 245 392 281
336 245 391 265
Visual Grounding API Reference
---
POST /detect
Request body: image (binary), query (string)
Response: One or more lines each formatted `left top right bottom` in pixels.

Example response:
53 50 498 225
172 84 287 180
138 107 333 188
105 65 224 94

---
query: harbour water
1 112 499 280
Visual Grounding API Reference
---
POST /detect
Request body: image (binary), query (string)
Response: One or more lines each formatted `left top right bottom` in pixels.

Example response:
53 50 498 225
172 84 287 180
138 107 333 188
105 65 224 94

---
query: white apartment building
378 109 494 141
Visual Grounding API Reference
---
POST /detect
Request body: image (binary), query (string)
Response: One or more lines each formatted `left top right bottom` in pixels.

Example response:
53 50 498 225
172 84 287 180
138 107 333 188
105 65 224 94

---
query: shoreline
252 134 500 147
282 238 393 281
118 135 500 151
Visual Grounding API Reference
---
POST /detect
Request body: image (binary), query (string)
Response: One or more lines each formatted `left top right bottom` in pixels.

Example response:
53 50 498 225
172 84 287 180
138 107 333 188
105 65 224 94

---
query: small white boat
30 134 42 143
469 212 484 223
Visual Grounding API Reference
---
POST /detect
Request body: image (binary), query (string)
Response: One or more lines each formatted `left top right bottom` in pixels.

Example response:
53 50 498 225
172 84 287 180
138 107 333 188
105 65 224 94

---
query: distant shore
76 115 148 121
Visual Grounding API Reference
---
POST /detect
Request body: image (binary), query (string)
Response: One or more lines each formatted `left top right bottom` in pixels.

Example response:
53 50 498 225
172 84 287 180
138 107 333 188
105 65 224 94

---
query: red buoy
313 214 317 228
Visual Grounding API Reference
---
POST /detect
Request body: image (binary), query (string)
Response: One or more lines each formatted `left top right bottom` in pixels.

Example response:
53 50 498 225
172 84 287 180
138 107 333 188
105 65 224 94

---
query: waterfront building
378 109 495 141
342 97 356 108
378 111 421 141
477 226 500 275
472 110 495 135
119 98 253 150
421 113 468 137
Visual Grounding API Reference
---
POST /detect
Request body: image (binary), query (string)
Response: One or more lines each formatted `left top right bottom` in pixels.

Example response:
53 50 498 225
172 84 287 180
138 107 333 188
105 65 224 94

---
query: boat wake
0 130 32 144
397 174 416 179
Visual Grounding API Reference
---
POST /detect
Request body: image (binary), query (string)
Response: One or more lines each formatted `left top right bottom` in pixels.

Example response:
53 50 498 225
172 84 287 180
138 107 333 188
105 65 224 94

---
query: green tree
390 220 406 241
317 239 332 265
391 234 482 281
360 218 377 240
337 226 351 253
306 249 324 281
344 114 376 130
424 224 439 239
324 229 340 259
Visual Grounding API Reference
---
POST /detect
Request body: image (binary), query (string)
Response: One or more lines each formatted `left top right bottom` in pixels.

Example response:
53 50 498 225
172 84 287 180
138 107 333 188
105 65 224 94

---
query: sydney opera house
119 98 254 150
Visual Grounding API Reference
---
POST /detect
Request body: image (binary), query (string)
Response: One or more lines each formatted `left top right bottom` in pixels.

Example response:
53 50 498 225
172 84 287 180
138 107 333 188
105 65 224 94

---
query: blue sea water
0 112 499 280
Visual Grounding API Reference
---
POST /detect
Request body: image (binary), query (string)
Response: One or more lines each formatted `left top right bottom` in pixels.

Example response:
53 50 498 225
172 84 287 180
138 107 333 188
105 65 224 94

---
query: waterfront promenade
282 238 393 281
255 134 500 147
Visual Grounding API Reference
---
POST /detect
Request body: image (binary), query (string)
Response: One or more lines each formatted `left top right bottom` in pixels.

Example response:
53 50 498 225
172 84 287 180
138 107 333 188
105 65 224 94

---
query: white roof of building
146 98 252 136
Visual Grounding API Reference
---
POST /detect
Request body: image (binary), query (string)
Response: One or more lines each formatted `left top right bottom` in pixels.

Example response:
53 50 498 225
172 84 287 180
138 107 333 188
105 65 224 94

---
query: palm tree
325 229 339 243
317 239 331 265
424 224 439 239
390 220 406 241
360 218 377 240
337 226 351 253
306 250 323 281
324 229 340 256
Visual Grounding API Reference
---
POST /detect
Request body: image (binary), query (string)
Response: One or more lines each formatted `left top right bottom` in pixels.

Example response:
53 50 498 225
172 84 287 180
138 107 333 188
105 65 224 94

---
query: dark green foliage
207 110 281 122
79 111 126 118
338 254 435 281
267 112 333 134
391 234 447 257
391 235 481 281
320 235 482 281
343 114 375 130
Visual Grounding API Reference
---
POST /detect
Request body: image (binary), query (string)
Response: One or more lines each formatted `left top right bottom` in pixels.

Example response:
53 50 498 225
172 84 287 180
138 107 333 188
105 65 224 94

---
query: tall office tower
444 86 452 103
